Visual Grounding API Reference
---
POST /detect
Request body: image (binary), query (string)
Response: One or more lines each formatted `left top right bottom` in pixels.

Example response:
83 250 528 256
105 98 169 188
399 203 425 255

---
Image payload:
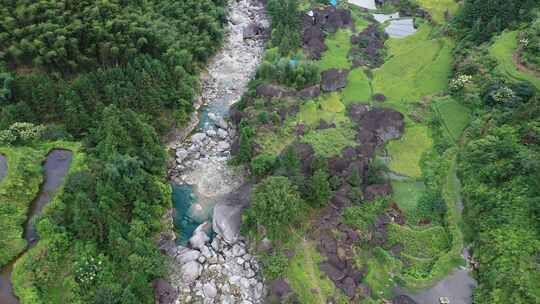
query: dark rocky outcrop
243 22 265 40
256 84 295 99
301 6 353 59
153 279 178 304
297 85 321 99
350 107 405 147
321 69 349 92
364 183 393 201
302 15 327 60
312 6 353 33
267 278 298 303
349 24 388 68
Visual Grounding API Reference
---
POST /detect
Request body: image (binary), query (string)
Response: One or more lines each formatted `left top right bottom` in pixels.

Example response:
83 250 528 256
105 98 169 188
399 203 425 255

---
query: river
0 149 72 304
168 0 268 243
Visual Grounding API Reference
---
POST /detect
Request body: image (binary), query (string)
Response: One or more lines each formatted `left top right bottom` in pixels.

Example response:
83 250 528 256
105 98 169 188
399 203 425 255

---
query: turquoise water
198 106 212 130
171 183 202 245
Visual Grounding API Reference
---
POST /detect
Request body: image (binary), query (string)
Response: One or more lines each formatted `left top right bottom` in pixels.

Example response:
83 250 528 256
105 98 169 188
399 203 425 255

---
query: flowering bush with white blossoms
0 122 45 145
75 256 103 286
450 74 472 91
489 86 516 103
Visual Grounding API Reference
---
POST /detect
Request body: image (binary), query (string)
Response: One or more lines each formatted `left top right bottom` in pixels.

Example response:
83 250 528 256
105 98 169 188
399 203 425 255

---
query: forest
0 0 539 303
0 0 227 303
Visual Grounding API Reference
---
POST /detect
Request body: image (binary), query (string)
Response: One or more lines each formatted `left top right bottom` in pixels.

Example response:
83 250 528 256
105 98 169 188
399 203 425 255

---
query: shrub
247 176 305 239
251 154 276 177
0 122 45 145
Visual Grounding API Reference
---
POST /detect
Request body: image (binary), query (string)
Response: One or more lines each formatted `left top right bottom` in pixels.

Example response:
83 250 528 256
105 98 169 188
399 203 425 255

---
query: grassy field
372 25 453 112
386 124 433 178
433 96 471 142
296 94 351 127
391 180 426 219
415 0 459 24
489 30 540 89
341 68 372 104
316 29 353 71
301 126 357 157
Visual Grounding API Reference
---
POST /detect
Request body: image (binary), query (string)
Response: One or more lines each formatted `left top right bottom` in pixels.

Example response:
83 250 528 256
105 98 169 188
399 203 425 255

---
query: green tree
309 169 332 207
248 176 305 238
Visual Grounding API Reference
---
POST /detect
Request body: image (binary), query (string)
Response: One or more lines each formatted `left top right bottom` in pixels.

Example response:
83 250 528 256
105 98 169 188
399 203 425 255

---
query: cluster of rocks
349 24 388 68
302 6 354 59
169 115 235 185
255 83 322 100
254 67 348 100
304 105 407 299
164 224 265 304
347 104 405 159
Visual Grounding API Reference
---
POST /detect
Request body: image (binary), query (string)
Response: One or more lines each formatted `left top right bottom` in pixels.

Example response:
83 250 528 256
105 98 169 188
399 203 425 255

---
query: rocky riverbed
162 0 269 303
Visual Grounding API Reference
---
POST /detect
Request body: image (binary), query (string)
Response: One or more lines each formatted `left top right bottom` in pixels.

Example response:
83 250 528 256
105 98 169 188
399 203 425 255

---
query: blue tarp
330 0 337 6
289 59 298 67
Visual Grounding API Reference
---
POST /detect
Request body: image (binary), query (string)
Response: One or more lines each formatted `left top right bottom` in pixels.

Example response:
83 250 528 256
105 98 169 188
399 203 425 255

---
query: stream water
0 149 73 304
0 154 7 183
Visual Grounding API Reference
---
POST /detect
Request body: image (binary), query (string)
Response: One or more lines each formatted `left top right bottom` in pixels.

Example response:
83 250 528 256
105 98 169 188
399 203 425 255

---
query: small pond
0 149 72 304
384 18 417 38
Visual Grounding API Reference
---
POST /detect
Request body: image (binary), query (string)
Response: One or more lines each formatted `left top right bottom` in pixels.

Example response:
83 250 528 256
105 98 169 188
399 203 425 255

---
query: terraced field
489 30 540 89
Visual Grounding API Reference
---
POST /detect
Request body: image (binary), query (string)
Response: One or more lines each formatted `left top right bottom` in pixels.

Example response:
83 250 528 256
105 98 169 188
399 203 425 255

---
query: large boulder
243 23 264 40
364 183 393 201
321 69 349 92
181 261 202 283
361 108 404 143
297 85 321 99
319 261 346 282
313 6 353 32
213 183 253 244
189 223 210 250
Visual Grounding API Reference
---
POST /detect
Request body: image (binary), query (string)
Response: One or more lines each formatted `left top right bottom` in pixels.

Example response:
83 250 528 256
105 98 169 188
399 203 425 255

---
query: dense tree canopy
454 0 538 42
0 0 225 74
